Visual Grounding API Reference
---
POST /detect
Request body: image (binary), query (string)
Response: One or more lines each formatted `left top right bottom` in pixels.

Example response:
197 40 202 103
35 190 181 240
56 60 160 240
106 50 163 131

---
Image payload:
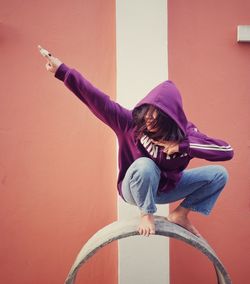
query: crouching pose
38 46 234 238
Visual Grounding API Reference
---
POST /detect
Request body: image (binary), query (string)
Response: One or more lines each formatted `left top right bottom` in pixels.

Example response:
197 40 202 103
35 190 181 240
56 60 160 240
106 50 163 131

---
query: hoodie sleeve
55 63 132 133
179 122 234 161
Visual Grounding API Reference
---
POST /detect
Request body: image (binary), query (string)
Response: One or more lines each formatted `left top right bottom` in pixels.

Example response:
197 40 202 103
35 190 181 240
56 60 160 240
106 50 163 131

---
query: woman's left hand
152 140 179 155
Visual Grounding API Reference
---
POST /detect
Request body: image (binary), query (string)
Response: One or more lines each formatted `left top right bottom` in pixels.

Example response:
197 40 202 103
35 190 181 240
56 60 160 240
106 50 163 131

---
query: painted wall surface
116 1 169 283
168 0 250 283
0 1 117 283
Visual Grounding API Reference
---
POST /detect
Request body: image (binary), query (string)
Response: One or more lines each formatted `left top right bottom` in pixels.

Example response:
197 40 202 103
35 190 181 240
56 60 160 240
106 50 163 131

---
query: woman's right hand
152 139 179 155
38 45 62 74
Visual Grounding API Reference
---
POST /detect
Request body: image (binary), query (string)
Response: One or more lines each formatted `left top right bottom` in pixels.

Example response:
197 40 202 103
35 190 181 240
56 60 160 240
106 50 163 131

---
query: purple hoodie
55 64 234 199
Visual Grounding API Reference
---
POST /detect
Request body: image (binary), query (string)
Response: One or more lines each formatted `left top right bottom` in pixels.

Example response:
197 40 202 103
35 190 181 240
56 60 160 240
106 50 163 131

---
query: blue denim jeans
121 157 229 216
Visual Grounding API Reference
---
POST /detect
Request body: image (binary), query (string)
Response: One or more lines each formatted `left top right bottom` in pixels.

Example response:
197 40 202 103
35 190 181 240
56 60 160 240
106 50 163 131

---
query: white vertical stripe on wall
116 1 169 284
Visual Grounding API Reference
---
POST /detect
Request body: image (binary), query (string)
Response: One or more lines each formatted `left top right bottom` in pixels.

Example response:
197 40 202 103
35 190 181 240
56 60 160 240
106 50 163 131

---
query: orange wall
0 1 117 283
168 0 250 283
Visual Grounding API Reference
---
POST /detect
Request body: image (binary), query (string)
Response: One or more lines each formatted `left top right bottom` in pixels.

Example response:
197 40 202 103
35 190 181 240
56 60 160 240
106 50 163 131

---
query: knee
132 157 160 181
212 165 229 187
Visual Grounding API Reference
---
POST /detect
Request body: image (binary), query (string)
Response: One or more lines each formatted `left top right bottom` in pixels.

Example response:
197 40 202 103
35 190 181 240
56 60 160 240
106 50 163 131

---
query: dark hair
132 104 185 142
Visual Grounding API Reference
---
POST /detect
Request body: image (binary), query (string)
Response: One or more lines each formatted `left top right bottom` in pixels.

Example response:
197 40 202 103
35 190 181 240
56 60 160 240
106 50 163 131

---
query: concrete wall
0 1 117 283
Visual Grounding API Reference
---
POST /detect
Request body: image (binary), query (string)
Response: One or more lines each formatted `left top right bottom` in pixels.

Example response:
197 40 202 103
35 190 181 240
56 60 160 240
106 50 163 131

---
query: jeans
121 157 229 216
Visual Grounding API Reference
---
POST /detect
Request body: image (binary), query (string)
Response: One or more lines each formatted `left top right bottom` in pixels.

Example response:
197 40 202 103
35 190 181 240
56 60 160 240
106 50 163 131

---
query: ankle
140 212 154 218
170 206 190 218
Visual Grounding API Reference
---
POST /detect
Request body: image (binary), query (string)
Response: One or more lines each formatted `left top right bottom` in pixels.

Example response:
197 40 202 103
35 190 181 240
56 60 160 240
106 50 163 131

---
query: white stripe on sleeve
190 143 233 151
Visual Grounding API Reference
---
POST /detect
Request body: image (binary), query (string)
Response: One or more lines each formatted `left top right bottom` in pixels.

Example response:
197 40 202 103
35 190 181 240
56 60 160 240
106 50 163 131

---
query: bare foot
137 213 155 237
167 211 202 238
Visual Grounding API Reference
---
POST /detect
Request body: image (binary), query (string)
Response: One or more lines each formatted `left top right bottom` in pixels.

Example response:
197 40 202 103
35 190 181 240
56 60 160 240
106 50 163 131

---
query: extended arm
38 45 132 133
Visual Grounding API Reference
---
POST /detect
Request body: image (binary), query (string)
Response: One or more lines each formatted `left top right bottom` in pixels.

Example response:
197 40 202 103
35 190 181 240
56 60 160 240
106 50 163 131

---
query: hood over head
133 80 188 135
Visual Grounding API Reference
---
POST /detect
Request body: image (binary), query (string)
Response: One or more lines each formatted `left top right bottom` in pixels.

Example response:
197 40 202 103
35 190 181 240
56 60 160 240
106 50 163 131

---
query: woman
38 46 234 238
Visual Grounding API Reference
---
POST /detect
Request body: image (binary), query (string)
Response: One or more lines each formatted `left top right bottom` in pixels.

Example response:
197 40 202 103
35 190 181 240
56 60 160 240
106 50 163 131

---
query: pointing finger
38 45 52 59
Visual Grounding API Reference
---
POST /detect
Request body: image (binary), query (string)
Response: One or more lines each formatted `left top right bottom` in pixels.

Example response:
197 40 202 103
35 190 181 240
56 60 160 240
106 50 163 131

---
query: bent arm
179 122 234 161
